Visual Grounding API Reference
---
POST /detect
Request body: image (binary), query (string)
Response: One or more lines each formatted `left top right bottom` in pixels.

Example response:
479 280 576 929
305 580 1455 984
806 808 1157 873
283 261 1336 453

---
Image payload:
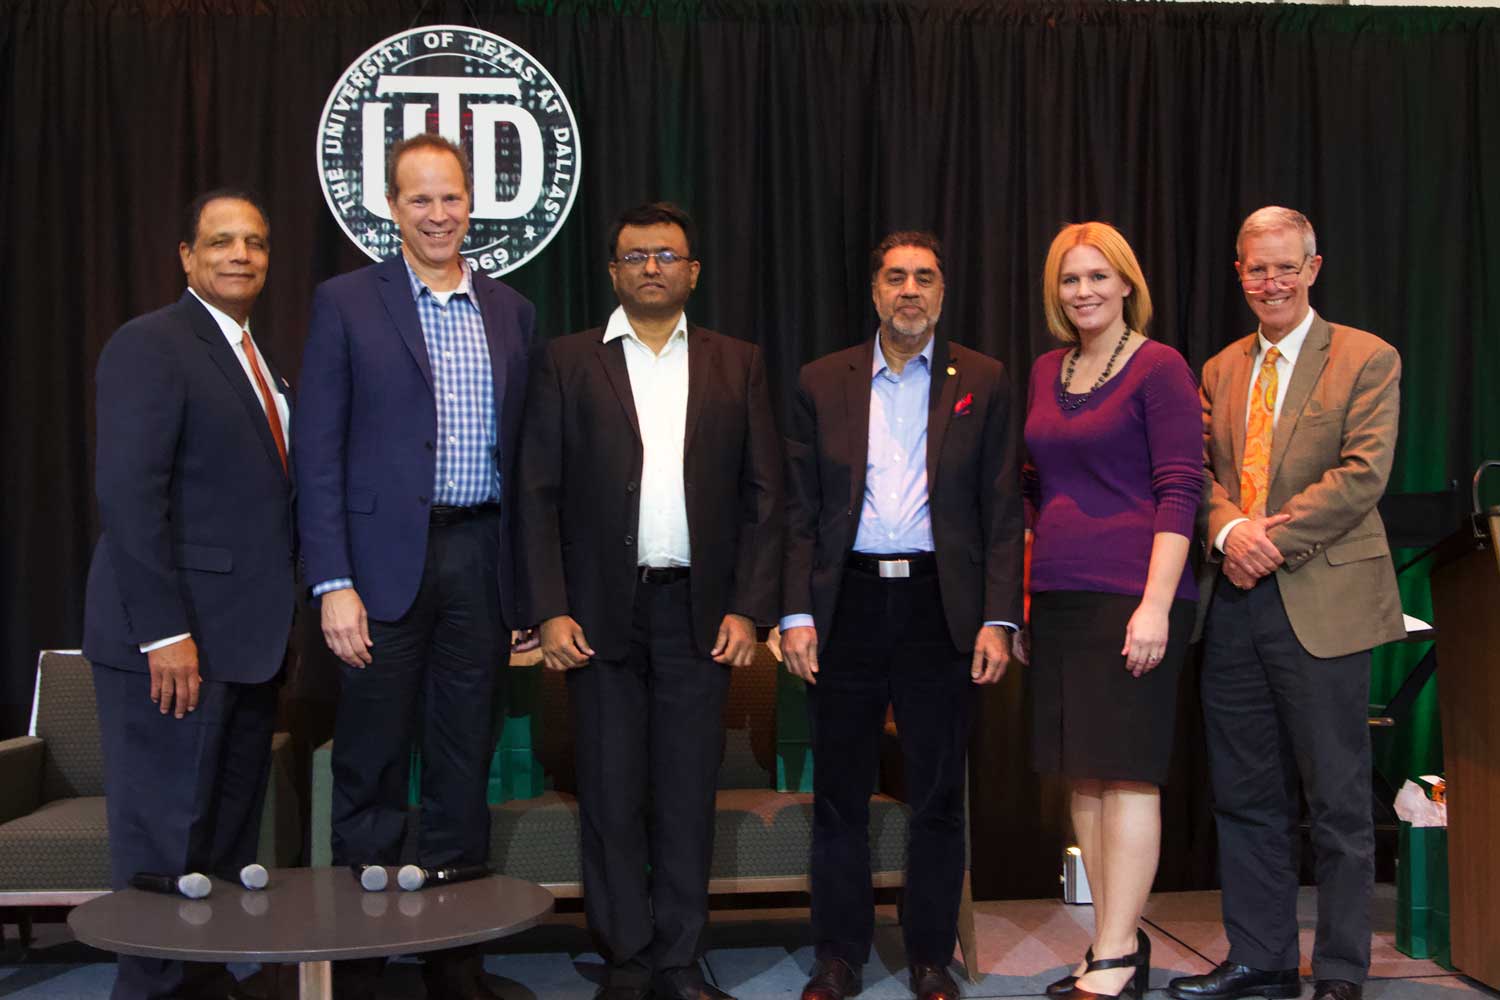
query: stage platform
1 885 1491 999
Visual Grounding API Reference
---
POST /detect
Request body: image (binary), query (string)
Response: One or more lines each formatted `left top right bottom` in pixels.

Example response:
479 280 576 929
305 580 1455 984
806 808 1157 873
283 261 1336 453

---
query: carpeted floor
1 885 1490 999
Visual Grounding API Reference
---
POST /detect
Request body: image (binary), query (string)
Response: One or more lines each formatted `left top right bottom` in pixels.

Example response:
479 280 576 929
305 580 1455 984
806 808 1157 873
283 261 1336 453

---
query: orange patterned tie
1239 346 1280 517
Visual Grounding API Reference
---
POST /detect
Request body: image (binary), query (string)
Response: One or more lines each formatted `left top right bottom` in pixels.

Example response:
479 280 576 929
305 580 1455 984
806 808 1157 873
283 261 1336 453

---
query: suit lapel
474 276 510 430
180 293 289 478
845 339 876 509
596 335 643 444
926 337 958 490
683 326 713 454
1227 334 1255 479
375 255 434 392
1268 315 1331 487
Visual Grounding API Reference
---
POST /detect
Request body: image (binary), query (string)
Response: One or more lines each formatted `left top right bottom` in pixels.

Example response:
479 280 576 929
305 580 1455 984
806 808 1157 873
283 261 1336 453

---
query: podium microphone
352 865 388 891
131 872 212 899
397 863 490 891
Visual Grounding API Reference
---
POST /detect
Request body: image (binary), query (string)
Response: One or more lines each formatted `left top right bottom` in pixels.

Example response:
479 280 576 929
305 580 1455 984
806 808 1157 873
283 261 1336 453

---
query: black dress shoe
1046 947 1094 996
1313 981 1360 1000
1167 963 1302 1000
592 987 653 1000
1057 931 1150 1000
910 962 961 1000
654 966 734 1000
422 952 501 1000
802 957 863 1000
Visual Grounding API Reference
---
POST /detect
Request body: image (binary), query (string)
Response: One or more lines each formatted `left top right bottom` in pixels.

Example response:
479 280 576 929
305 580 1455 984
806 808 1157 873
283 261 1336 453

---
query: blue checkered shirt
312 258 499 598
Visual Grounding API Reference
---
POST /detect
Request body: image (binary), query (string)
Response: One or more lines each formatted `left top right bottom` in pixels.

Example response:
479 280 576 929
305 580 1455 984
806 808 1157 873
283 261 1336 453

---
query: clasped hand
1223 513 1292 589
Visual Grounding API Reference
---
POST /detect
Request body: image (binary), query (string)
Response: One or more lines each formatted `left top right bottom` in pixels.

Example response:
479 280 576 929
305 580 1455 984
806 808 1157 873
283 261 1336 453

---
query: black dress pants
807 566 976 969
567 575 731 989
330 512 505 871
93 663 276 1000
1201 573 1374 983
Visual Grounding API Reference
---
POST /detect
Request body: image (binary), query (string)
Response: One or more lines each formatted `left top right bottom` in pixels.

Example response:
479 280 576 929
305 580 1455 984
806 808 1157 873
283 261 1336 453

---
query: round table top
68 868 555 964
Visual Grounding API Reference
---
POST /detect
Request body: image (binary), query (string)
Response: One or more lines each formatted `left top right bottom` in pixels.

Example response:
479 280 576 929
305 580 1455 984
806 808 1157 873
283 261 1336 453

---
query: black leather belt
638 565 691 584
845 551 938 579
429 502 500 527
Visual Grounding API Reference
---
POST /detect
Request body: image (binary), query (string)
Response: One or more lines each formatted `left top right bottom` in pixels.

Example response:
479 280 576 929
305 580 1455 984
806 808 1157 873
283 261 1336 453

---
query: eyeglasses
612 250 693 268
1238 256 1310 289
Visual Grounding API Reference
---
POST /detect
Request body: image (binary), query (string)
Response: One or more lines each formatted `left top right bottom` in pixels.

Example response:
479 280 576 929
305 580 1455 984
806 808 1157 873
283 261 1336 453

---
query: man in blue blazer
84 190 294 1000
293 134 533 1000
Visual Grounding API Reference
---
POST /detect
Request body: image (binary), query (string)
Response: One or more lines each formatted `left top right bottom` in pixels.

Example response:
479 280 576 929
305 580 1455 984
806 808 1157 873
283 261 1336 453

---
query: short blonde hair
1042 222 1153 344
1236 206 1317 259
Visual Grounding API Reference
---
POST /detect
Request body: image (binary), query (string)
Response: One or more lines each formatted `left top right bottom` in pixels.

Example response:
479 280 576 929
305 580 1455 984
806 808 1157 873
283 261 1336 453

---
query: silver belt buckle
878 559 910 579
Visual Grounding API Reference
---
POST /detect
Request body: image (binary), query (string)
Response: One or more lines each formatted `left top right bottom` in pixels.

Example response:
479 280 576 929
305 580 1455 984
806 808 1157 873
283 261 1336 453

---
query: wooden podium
1428 510 1500 989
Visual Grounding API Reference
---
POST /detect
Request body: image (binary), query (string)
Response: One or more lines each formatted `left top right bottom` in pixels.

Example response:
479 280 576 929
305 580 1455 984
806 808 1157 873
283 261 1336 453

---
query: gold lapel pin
946 366 956 376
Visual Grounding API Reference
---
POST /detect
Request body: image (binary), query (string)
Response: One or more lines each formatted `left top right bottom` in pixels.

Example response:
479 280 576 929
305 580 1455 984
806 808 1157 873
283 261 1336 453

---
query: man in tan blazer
1169 208 1402 1000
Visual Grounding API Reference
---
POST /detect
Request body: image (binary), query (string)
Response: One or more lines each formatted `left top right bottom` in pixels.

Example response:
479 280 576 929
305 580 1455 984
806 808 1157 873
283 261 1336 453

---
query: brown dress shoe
1313 981 1360 1000
910 963 961 1000
802 957 862 1000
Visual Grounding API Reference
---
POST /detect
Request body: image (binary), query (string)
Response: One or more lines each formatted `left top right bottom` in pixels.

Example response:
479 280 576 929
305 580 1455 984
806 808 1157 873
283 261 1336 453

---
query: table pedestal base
298 959 331 1000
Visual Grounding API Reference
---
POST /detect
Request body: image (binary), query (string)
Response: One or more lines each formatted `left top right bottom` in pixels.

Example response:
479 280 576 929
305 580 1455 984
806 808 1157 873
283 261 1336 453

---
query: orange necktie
1239 346 1280 517
240 330 288 474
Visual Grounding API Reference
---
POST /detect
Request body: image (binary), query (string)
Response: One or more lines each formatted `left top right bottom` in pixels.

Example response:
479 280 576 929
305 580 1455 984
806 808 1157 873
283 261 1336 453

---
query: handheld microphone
238 864 269 890
352 864 388 891
396 863 490 891
131 872 212 899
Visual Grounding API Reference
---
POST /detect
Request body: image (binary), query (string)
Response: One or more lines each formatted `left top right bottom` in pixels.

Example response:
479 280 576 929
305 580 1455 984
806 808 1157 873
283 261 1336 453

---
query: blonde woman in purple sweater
1021 222 1201 1000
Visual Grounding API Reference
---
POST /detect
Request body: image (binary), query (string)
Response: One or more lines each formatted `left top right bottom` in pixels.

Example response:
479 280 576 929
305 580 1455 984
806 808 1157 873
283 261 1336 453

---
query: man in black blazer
518 203 782 1000
781 232 1024 1000
84 190 294 1000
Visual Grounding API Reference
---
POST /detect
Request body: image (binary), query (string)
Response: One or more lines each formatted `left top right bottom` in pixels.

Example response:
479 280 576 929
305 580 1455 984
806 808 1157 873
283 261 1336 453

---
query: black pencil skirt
1028 590 1195 786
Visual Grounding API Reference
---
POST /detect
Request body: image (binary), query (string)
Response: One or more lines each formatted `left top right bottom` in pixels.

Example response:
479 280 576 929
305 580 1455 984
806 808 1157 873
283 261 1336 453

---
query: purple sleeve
1143 347 1203 538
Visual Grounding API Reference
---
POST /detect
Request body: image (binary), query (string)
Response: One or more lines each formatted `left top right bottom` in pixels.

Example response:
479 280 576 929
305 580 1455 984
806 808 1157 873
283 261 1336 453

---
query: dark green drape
3 0 1497 898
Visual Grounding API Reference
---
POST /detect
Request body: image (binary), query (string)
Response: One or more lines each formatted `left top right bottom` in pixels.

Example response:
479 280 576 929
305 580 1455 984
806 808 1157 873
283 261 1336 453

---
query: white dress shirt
602 306 692 568
143 289 291 652
1213 307 1316 552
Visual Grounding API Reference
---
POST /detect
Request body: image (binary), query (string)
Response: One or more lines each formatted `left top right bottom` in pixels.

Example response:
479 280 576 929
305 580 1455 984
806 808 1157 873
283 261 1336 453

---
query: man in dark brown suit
781 231 1024 1000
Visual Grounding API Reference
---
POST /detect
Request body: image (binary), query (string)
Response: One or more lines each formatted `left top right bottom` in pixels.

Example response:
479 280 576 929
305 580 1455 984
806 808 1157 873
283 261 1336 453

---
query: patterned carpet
1 885 1491 1000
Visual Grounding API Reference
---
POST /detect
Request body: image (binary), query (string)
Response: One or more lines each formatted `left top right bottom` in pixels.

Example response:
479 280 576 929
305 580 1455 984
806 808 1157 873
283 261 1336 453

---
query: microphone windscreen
360 865 388 892
397 864 425 891
177 872 212 899
240 864 269 890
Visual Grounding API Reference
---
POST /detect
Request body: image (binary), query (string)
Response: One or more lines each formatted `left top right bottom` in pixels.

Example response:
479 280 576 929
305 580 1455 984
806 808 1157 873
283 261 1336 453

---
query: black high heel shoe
1058 930 1150 1000
1046 948 1093 996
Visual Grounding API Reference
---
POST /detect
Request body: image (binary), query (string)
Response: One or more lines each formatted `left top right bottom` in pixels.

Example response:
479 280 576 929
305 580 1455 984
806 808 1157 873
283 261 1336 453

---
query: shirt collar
1256 308 1315 367
872 330 934 379
403 254 475 304
187 286 252 347
602 305 689 349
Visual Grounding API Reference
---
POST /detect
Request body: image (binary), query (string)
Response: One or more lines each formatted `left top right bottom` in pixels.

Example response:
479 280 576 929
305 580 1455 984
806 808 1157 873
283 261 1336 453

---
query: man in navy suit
294 133 533 1000
85 190 295 1000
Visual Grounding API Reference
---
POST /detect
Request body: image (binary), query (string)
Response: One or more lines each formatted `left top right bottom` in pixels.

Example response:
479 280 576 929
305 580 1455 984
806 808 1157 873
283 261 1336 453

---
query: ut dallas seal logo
316 25 581 277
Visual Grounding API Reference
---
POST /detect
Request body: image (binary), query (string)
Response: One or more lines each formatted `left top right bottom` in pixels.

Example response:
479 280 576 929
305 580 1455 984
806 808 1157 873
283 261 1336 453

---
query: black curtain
4 0 1498 900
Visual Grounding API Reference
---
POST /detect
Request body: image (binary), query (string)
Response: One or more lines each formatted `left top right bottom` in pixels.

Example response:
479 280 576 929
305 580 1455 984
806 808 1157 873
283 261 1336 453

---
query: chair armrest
0 735 45 824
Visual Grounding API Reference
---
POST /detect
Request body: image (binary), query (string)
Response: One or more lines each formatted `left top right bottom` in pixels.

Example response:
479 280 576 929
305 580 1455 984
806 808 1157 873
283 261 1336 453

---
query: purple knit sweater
1023 339 1202 602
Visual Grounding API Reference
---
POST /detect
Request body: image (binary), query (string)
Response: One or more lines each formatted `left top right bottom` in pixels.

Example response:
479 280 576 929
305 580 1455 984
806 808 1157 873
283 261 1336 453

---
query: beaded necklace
1057 327 1132 411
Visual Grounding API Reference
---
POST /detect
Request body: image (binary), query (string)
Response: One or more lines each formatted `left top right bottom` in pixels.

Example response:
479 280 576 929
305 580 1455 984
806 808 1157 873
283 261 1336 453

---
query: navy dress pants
93 662 276 1000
